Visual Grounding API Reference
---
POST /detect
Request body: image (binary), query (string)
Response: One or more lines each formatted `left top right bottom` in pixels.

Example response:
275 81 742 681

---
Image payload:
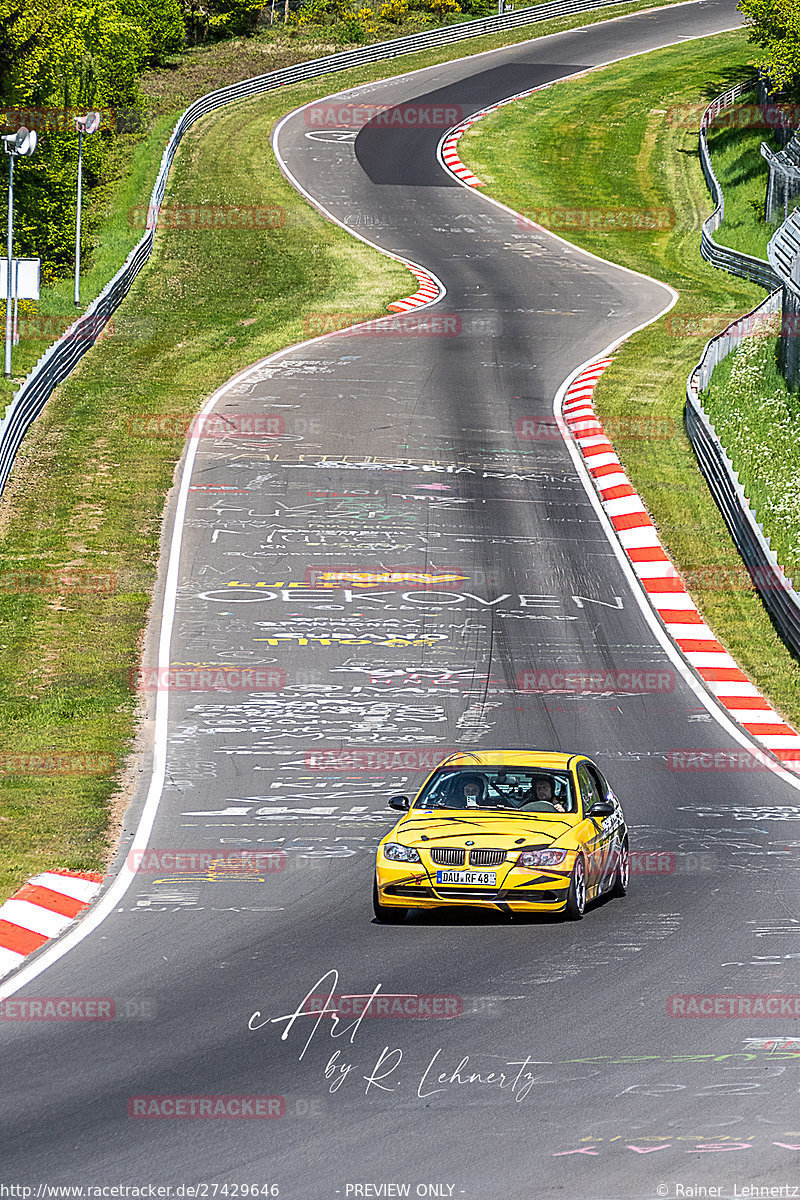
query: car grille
429 848 466 866
468 848 506 867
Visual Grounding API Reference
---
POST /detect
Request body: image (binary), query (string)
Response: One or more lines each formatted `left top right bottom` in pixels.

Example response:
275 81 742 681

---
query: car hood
393 810 579 849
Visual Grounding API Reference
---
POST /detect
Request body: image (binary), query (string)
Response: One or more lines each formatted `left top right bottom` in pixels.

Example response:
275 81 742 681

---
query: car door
576 763 605 893
586 762 620 894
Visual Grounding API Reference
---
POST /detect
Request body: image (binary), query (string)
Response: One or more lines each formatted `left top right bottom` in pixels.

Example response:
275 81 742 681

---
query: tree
118 0 185 65
738 0 800 93
182 0 264 42
2 0 153 270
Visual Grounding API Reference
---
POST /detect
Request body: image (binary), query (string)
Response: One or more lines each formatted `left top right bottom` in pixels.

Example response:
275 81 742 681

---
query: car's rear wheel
610 837 629 898
564 857 586 921
373 876 408 924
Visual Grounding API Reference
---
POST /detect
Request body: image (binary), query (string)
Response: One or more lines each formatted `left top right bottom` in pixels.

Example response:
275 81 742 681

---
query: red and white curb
437 71 597 190
0 870 104 979
440 117 487 187
387 263 442 312
564 360 800 772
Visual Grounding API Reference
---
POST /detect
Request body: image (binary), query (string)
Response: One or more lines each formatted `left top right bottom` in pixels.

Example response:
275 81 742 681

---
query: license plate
436 870 497 886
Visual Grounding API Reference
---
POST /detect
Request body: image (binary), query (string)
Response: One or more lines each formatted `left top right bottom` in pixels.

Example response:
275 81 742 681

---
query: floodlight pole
2 127 36 377
4 151 14 378
74 126 84 307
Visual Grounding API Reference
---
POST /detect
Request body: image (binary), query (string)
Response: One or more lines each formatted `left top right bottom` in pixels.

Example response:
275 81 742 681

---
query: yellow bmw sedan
373 751 629 923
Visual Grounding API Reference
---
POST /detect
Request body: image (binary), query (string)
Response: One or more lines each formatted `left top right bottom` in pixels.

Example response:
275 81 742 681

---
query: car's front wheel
372 876 408 924
564 857 586 920
610 837 629 898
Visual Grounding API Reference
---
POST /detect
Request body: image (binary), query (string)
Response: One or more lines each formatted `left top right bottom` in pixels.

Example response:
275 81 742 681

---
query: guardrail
766 207 800 392
0 0 646 499
685 288 800 660
762 135 800 224
699 80 781 290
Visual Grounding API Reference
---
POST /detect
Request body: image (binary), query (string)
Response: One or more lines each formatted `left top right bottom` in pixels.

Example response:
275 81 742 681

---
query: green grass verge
702 327 800 581
706 94 779 258
460 29 800 731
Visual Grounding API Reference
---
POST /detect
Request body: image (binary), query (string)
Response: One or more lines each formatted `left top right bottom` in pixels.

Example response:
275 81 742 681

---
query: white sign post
2 127 37 377
0 258 41 345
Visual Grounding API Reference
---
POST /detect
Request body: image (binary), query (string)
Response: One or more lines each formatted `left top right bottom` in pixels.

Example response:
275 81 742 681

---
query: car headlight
517 848 569 868
383 842 422 863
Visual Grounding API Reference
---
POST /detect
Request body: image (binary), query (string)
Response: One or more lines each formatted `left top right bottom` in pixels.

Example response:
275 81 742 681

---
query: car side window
587 764 610 803
577 764 599 811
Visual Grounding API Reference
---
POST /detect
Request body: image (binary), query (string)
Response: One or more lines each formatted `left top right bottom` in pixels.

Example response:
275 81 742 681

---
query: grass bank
460 29 800 730
702 326 800 583
706 93 779 257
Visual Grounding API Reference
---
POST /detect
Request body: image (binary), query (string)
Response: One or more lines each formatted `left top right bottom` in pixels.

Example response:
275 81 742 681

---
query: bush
334 14 367 38
380 0 408 20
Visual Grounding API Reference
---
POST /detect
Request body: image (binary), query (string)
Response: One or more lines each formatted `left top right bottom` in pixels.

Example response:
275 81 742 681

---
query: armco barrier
685 288 800 660
767 209 800 392
699 81 781 291
0 0 645 500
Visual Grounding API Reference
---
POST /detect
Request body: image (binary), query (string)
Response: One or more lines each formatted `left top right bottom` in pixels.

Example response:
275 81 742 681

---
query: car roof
435 750 584 770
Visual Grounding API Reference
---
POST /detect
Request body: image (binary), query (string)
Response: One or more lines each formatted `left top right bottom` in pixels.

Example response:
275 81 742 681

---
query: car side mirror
389 795 410 811
589 798 614 818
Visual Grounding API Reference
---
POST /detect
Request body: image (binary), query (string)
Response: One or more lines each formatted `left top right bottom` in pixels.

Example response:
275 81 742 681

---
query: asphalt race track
5 2 800 1195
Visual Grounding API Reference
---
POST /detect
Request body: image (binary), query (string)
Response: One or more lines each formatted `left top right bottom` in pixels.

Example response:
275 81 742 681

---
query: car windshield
414 767 576 814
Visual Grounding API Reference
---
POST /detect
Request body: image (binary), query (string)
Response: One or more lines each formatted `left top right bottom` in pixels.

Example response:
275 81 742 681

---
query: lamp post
3 126 37 379
73 111 100 308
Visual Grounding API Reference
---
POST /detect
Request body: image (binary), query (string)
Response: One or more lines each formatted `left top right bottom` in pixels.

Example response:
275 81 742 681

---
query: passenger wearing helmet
455 773 488 807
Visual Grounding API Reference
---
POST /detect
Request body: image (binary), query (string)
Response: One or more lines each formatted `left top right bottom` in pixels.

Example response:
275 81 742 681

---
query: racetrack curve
4 2 800 1195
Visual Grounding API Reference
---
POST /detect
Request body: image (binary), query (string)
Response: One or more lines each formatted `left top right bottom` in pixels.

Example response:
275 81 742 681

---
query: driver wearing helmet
527 775 566 812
